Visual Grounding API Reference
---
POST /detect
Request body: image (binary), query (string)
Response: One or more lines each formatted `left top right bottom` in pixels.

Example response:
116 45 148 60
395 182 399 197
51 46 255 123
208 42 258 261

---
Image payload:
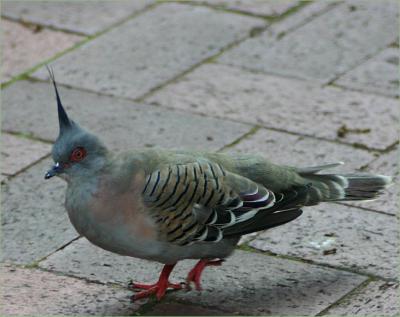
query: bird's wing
142 159 308 245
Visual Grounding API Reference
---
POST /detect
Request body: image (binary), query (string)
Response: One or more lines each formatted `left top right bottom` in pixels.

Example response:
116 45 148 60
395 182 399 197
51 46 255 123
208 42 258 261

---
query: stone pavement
1 0 398 315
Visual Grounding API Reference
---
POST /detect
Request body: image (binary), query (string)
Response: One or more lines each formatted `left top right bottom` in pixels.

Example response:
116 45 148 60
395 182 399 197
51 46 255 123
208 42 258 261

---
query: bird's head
45 67 108 181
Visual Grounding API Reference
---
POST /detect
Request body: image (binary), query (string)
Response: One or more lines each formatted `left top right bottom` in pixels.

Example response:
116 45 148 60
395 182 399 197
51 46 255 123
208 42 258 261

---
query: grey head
45 66 108 181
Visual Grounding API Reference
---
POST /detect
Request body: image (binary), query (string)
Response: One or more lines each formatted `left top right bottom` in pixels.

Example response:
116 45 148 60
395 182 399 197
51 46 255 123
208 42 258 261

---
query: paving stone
324 280 399 316
2 0 155 35
192 0 300 17
146 63 398 150
0 264 141 315
2 80 250 151
1 133 51 176
248 204 398 279
145 301 231 316
218 1 398 83
226 128 377 171
40 238 367 315
32 3 265 99
350 147 398 215
1 19 83 82
335 47 400 97
1 158 76 264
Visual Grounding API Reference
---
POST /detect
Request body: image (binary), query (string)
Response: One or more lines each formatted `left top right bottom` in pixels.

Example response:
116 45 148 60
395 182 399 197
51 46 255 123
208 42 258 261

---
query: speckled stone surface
1 133 50 176
146 63 398 150
248 204 398 279
40 239 367 315
1 19 83 82
32 3 265 99
144 301 231 316
226 128 377 171
325 280 399 316
335 47 399 97
2 80 251 151
1 159 76 264
218 1 398 83
0 264 141 315
2 0 155 35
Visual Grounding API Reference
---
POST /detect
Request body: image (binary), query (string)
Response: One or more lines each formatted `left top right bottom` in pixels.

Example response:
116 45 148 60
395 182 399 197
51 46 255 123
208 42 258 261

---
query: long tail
297 163 392 205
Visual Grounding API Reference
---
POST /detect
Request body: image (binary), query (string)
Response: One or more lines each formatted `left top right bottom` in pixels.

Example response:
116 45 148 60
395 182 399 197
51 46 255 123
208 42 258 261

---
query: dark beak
45 162 63 179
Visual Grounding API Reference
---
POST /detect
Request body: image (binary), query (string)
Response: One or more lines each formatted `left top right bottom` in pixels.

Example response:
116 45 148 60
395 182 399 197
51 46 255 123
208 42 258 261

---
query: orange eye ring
70 147 87 162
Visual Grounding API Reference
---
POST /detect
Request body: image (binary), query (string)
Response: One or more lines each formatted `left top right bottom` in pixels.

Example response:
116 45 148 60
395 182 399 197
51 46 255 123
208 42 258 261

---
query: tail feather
298 163 392 205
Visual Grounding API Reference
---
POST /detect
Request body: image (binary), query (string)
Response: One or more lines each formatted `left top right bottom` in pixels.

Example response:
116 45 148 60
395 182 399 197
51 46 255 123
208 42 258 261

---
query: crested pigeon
44 68 392 301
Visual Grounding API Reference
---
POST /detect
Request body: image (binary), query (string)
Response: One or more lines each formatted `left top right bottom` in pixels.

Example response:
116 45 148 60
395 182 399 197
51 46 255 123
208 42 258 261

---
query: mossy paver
1 0 156 35
335 47 400 97
2 81 251 151
40 238 367 315
145 63 398 150
1 19 83 82
324 280 399 316
32 3 265 99
0 264 140 315
248 204 398 279
218 1 398 83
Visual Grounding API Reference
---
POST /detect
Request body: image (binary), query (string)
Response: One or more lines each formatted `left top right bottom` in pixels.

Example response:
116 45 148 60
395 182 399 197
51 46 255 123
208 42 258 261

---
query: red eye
70 147 87 162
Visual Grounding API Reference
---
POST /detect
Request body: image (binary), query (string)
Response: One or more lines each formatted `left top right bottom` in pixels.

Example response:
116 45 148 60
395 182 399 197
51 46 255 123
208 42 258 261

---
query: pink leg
186 259 224 291
129 263 183 301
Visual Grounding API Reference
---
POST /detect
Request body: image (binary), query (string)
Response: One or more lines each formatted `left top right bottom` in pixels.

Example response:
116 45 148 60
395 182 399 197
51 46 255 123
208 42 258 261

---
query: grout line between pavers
20 263 127 290
165 0 312 22
11 71 392 156
3 153 52 181
1 1 161 90
163 0 274 20
135 1 340 104
34 235 82 266
330 81 400 99
2 130 54 144
323 44 397 87
219 59 400 102
148 101 390 154
315 277 374 316
218 125 262 152
133 26 269 104
1 15 88 36
1 35 90 89
236 244 398 282
335 202 397 217
1 0 160 37
7 71 394 156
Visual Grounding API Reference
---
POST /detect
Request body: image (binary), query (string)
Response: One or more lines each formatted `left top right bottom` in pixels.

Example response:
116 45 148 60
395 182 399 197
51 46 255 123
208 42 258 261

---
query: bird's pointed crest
46 65 72 133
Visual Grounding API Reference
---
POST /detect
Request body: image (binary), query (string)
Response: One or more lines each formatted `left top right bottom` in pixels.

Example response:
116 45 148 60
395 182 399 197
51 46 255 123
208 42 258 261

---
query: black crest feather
46 65 71 132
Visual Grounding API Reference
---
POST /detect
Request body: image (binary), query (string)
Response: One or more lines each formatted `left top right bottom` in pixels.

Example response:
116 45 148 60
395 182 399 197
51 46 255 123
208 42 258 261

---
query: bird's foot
129 280 184 301
186 258 224 291
128 263 182 302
